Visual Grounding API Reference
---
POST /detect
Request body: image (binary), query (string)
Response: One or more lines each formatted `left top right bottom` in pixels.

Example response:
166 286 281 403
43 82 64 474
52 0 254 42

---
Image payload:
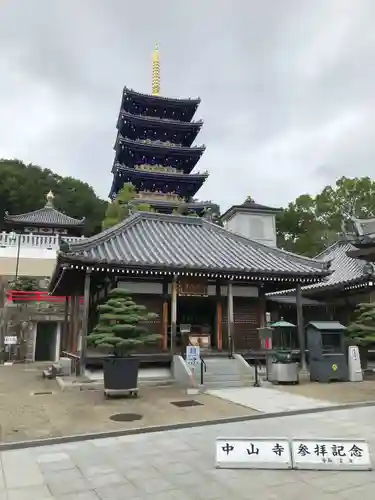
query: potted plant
87 288 160 395
346 302 375 370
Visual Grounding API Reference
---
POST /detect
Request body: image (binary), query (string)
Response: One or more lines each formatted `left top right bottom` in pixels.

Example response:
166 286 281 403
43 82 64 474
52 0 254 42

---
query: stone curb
1 400 375 452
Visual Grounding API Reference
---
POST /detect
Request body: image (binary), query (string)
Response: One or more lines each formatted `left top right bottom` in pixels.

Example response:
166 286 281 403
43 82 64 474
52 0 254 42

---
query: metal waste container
271 350 299 384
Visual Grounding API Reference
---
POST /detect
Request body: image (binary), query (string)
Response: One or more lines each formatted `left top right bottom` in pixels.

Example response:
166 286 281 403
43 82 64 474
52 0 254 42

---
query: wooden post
62 296 69 351
71 295 78 353
216 282 222 351
68 295 75 352
258 292 266 328
170 275 178 354
296 283 306 370
162 300 169 351
227 282 234 355
79 269 91 375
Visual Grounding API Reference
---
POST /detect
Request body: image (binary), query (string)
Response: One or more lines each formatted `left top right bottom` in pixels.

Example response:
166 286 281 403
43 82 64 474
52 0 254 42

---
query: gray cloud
1 0 375 210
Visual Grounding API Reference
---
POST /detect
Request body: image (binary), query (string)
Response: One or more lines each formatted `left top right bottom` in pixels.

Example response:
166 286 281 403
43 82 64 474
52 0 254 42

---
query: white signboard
4 336 17 345
186 345 200 366
216 438 292 469
348 345 363 382
291 439 371 470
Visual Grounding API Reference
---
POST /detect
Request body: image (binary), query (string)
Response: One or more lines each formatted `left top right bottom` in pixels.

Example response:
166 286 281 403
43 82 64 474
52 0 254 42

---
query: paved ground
0 365 258 443
1 405 375 499
206 387 334 413
274 380 375 404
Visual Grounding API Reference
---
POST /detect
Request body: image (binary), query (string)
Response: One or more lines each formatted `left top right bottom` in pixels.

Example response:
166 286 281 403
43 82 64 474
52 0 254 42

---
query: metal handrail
200 357 206 385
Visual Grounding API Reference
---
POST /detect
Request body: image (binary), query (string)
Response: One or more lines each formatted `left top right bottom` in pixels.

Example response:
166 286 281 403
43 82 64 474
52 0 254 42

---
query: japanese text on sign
216 438 292 469
186 345 200 366
4 336 17 345
291 439 371 470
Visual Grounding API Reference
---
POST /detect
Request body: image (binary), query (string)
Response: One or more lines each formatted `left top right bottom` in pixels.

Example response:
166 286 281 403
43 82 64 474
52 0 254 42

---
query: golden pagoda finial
152 42 160 96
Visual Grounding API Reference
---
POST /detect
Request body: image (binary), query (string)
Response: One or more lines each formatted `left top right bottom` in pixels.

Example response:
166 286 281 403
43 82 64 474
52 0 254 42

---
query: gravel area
0 364 259 443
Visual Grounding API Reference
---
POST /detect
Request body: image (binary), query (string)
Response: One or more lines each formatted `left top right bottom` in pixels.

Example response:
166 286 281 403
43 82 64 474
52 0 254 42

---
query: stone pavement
206 386 335 413
2 405 375 499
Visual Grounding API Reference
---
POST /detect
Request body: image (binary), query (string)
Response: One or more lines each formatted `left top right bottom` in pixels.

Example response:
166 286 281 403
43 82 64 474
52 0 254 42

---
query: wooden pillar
62 297 69 351
162 300 169 351
68 295 75 352
296 283 306 370
70 295 78 353
79 269 91 375
258 292 267 328
216 282 222 351
227 282 234 355
170 275 178 354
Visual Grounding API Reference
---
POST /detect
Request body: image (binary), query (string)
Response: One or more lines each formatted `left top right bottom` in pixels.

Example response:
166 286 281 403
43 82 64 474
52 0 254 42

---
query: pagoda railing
0 232 84 249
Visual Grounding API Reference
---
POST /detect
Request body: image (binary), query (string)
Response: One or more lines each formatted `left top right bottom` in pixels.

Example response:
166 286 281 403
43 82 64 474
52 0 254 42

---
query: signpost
291 438 371 471
348 345 363 382
216 438 292 470
4 336 17 345
186 345 200 392
4 336 17 364
215 437 372 471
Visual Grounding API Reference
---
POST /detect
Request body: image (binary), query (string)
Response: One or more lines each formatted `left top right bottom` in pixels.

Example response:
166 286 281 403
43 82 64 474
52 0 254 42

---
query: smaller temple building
267 216 375 326
0 191 85 278
0 192 85 365
48 212 330 364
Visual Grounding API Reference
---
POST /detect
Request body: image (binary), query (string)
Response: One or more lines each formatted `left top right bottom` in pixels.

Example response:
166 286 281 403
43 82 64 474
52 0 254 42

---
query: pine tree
87 288 160 356
346 302 375 346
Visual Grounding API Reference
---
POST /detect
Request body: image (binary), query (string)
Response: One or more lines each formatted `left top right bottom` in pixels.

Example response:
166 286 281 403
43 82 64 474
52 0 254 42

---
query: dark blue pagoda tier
112 163 208 199
118 111 203 147
109 86 212 215
121 87 200 122
114 136 205 173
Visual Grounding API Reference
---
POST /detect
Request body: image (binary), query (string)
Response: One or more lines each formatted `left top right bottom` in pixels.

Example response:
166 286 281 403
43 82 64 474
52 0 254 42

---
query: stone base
186 387 200 395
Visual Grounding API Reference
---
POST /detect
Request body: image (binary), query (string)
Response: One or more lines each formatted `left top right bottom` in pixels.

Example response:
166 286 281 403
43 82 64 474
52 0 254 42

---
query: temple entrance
34 322 58 362
176 296 217 349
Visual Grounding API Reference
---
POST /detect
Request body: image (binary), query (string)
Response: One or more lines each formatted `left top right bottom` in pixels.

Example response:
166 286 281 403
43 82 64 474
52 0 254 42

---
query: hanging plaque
178 279 208 297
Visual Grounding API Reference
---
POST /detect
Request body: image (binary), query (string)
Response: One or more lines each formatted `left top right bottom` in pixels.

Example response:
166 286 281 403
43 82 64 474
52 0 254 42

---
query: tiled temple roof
56 212 329 278
267 239 367 297
4 191 85 228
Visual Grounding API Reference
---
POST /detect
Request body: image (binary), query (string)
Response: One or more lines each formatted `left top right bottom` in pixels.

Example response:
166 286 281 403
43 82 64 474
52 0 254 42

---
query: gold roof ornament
152 42 160 96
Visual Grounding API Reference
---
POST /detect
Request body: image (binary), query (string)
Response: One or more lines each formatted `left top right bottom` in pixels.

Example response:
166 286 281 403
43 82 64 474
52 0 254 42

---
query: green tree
0 159 107 235
102 183 154 229
87 288 160 356
277 177 375 256
346 303 375 346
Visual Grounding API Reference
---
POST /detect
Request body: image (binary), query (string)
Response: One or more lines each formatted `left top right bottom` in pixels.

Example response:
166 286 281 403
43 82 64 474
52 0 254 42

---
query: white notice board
216 437 292 470
4 336 17 345
186 345 200 366
291 438 371 470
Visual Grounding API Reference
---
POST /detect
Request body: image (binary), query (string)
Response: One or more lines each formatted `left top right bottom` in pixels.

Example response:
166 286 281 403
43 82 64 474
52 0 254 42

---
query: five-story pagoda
109 44 215 215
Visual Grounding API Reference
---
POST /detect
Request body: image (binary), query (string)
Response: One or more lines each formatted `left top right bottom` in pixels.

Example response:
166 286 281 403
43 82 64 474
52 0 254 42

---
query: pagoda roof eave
131 199 216 209
4 208 85 228
49 212 330 296
123 87 201 107
113 164 208 182
117 136 206 155
118 111 203 130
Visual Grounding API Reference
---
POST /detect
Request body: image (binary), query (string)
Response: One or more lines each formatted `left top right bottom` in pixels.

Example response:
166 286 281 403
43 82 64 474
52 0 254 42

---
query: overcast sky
1 0 375 211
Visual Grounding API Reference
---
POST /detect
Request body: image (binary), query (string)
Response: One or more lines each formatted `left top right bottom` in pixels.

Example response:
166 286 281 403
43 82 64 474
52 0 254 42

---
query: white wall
224 212 277 247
